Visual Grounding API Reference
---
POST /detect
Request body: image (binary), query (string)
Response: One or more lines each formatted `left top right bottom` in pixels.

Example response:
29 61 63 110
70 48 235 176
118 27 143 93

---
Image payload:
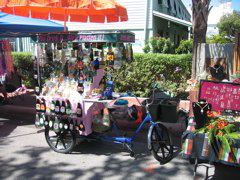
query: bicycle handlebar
131 88 157 108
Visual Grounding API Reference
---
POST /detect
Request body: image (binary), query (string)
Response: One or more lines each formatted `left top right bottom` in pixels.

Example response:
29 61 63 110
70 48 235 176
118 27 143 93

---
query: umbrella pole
64 9 67 32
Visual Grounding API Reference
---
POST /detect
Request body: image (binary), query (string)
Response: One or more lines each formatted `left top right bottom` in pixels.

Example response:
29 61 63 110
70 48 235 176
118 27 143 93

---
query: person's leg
0 85 8 101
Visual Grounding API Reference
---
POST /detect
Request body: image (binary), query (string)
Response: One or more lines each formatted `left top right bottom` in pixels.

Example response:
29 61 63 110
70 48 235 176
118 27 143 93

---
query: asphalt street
0 94 215 180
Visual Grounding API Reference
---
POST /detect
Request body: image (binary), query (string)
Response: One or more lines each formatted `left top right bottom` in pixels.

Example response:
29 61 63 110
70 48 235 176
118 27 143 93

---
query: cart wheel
45 128 76 154
148 122 173 165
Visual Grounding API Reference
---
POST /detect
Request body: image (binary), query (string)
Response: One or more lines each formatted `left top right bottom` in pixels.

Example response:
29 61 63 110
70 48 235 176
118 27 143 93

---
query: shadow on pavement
0 143 194 180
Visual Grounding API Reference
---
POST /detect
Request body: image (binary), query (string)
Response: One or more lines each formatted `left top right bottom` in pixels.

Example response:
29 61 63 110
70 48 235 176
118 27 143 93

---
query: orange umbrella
0 0 128 31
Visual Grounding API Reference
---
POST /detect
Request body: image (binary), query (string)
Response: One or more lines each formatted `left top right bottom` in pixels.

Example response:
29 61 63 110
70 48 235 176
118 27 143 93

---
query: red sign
199 80 240 111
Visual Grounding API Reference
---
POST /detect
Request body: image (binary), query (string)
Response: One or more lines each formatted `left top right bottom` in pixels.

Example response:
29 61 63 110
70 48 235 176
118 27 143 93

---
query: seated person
0 67 25 103
209 58 227 81
0 79 8 103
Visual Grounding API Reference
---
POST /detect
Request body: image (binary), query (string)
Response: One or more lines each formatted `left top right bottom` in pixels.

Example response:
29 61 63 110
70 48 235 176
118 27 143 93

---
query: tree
217 11 240 40
192 0 212 79
206 34 232 44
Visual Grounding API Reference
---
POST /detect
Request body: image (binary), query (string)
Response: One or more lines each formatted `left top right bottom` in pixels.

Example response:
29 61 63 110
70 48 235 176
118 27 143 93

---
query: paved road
0 95 213 180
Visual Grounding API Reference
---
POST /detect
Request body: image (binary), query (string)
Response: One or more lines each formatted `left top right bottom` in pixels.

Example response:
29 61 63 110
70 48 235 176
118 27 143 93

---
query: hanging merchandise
31 31 136 138
77 59 84 70
90 45 94 62
63 60 69 77
126 44 129 63
129 44 134 62
93 58 100 72
114 43 122 69
104 79 114 99
78 44 84 60
63 42 68 49
57 43 62 50
106 46 114 67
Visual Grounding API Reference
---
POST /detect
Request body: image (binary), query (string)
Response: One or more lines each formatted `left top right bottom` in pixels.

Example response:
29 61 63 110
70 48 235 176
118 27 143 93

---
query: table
182 117 240 167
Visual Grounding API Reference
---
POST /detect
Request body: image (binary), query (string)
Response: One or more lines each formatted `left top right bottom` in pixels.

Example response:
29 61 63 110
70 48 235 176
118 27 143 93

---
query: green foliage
143 37 174 54
206 34 233 44
217 10 240 39
111 53 192 97
142 42 151 53
196 118 240 152
175 39 193 54
11 52 34 88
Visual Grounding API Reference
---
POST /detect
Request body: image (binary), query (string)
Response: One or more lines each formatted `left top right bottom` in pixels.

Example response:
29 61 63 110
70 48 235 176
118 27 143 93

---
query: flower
217 131 223 137
207 124 214 129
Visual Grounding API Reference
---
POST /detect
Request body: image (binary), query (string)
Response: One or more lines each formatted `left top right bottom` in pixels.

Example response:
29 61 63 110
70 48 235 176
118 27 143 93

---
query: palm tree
192 0 212 79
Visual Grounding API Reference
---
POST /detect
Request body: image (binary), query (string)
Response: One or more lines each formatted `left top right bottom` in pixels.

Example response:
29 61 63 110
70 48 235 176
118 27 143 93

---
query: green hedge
11 52 34 88
11 52 192 96
111 53 192 97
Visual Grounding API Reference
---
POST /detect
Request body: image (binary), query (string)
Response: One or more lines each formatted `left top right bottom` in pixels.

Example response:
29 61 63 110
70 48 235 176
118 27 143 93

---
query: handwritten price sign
199 80 240 111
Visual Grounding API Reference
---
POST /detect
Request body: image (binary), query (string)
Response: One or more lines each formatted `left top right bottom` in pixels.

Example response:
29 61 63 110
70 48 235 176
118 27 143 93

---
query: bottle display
35 114 40 128
53 116 59 132
49 116 54 129
55 100 60 115
39 114 45 127
40 98 46 113
77 103 83 117
36 98 41 112
33 38 134 136
60 100 66 115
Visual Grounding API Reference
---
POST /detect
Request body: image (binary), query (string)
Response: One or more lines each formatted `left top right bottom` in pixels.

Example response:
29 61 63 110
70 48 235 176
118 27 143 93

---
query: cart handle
130 87 157 108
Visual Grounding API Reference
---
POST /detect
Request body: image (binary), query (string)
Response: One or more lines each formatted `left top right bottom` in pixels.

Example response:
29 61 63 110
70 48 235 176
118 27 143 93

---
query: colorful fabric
0 40 14 77
182 117 240 167
219 147 240 164
201 133 209 157
182 138 193 155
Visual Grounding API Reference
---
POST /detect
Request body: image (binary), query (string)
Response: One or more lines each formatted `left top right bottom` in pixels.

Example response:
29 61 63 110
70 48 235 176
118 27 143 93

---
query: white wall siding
64 0 151 31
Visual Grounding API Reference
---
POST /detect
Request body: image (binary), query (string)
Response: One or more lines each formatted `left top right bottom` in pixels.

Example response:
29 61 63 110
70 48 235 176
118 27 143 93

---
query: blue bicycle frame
98 112 157 146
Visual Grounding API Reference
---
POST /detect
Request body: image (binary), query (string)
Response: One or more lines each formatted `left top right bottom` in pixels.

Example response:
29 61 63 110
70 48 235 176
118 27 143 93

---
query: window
167 0 171 9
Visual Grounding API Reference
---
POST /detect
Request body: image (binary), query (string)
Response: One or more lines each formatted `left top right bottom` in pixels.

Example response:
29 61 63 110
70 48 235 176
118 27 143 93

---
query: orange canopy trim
0 0 128 22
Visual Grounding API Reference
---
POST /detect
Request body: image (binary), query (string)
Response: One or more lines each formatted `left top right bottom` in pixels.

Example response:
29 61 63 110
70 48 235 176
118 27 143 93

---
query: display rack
32 31 135 136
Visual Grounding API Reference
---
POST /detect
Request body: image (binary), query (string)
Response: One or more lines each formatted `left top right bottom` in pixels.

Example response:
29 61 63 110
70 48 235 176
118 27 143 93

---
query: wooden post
233 32 240 74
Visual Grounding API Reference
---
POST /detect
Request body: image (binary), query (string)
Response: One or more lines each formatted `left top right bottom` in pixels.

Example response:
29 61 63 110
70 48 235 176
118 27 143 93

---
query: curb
1 105 36 114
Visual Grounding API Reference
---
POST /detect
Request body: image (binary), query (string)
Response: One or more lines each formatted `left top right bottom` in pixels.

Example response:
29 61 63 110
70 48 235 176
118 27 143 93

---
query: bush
176 39 193 54
142 42 151 53
12 52 34 88
143 37 174 54
111 53 192 97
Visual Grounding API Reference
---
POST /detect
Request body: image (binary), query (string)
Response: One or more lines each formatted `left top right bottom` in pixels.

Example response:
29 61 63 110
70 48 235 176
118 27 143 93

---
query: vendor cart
32 31 188 164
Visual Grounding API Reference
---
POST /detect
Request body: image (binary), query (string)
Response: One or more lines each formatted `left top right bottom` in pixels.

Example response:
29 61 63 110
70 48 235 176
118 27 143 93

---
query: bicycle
45 88 181 165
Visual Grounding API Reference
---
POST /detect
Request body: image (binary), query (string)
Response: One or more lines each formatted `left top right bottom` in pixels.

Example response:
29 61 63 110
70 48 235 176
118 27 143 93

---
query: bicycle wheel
148 122 173 165
45 128 76 154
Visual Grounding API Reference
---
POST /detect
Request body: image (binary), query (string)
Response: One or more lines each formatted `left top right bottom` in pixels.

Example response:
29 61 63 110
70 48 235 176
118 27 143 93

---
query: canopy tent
0 12 66 37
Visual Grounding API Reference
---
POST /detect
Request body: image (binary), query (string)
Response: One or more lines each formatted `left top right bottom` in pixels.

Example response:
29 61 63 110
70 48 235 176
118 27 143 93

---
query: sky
182 0 240 11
